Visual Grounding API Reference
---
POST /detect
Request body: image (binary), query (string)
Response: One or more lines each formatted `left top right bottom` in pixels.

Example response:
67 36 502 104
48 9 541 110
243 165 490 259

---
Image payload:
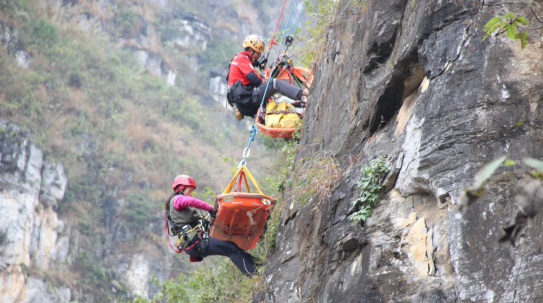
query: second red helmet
171 175 196 191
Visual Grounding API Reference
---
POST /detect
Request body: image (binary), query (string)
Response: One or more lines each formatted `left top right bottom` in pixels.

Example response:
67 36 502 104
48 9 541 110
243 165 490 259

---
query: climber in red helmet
227 34 309 119
165 175 259 276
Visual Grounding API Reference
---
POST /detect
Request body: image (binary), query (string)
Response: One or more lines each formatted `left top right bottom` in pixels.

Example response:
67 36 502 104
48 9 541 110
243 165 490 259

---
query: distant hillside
0 0 282 301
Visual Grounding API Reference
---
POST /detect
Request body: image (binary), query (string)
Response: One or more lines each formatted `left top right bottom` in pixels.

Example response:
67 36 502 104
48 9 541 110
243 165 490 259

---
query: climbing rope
286 0 304 42
284 0 299 40
239 0 304 167
291 1 305 41
269 0 289 51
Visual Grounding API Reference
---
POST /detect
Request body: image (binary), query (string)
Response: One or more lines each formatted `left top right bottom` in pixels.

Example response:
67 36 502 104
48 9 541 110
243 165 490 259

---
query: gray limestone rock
24 277 71 303
0 120 69 301
262 0 543 302
39 159 67 208
15 50 31 68
0 120 43 196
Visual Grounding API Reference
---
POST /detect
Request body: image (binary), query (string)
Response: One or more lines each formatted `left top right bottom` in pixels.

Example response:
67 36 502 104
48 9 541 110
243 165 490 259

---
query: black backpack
227 80 254 106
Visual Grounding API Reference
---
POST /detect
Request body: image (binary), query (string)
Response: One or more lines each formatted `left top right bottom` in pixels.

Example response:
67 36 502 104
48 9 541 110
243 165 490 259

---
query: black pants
237 79 302 118
186 237 257 276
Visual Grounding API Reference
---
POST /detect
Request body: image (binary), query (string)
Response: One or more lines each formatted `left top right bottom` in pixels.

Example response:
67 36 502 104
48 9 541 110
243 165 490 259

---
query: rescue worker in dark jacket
227 34 308 119
166 175 258 276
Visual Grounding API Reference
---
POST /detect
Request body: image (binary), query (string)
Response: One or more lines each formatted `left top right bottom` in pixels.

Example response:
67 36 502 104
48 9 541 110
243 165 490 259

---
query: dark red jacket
227 51 264 87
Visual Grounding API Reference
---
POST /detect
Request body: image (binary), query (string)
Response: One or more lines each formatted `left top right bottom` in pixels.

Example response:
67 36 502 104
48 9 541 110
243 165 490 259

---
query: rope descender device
285 35 294 47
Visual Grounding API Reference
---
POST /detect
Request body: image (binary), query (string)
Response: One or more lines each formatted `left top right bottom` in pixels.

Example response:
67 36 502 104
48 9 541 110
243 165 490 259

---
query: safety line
286 0 300 38
292 0 305 38
270 0 289 50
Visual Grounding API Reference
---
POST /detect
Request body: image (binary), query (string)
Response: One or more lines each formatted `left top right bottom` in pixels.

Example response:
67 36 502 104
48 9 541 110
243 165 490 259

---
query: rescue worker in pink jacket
165 175 258 276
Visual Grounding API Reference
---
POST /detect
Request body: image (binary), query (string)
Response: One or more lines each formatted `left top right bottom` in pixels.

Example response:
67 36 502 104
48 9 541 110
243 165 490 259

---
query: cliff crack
435 23 472 78
283 211 298 226
369 49 421 134
22 140 31 185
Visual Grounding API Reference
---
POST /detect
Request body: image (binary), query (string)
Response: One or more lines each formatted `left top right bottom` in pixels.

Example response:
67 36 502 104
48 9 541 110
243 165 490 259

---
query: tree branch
530 7 543 24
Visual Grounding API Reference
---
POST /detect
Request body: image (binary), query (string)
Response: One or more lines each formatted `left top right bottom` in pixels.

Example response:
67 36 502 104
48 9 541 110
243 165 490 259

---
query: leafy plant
349 155 390 222
483 12 529 49
73 251 109 288
459 156 543 210
262 205 282 250
135 260 262 303
22 17 60 51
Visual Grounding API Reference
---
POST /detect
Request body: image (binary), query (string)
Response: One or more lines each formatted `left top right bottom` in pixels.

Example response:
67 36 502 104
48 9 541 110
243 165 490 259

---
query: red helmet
171 175 196 192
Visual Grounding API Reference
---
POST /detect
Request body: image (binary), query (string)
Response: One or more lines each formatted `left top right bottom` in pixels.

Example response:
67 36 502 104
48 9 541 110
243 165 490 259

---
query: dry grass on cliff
296 0 340 67
28 266 79 289
288 150 342 206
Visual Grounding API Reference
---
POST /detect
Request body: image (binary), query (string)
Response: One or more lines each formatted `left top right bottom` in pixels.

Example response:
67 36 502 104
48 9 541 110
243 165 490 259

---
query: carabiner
242 148 251 159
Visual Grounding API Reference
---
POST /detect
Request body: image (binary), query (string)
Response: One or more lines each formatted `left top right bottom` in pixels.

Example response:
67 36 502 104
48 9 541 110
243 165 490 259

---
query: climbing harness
165 209 210 257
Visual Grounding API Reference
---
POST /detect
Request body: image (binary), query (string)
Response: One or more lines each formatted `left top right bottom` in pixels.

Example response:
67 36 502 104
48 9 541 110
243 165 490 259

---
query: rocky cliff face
0 119 186 302
261 0 543 302
0 119 70 303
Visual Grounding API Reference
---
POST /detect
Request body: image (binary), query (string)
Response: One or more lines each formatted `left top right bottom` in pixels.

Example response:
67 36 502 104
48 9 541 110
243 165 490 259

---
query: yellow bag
279 112 300 128
265 101 300 128
265 101 282 127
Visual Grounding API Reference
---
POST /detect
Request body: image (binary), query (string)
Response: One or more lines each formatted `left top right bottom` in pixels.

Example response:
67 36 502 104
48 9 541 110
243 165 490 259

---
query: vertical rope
270 0 290 50
255 0 298 116
292 1 305 37
287 0 301 38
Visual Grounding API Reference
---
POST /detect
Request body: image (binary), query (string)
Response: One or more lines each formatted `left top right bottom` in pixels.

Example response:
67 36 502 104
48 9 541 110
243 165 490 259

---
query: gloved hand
209 206 218 218
258 57 268 70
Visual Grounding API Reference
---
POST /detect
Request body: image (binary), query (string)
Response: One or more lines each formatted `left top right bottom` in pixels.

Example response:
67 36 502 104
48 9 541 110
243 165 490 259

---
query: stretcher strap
223 167 243 194
243 166 263 195
222 165 264 195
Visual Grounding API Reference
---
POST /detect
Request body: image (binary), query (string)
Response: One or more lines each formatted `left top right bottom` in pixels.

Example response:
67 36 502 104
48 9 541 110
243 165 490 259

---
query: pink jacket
172 195 212 212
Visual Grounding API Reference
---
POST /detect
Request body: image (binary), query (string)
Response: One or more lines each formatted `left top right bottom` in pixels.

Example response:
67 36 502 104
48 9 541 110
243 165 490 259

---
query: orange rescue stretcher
266 66 313 88
256 107 298 139
257 65 312 139
210 165 276 251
